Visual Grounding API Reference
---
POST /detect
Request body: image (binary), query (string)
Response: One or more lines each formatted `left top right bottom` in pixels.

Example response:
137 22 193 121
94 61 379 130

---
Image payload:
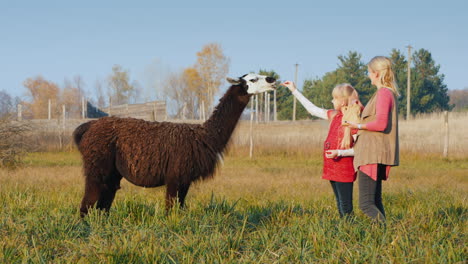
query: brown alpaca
73 74 276 217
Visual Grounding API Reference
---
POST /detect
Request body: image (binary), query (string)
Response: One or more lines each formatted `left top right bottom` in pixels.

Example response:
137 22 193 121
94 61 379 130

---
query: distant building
86 101 108 118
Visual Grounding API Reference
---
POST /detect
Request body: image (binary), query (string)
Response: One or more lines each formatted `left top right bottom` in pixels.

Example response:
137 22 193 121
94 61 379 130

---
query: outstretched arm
282 81 328 120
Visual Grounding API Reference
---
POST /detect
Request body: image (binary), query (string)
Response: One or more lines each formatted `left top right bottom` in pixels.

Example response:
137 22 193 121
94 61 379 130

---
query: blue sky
1 1 467 103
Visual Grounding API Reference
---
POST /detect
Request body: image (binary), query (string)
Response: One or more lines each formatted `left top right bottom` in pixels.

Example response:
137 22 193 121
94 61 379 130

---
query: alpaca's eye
250 79 258 83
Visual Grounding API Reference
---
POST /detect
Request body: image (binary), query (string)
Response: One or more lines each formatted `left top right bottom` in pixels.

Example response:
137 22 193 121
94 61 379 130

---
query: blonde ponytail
368 56 400 96
341 126 352 149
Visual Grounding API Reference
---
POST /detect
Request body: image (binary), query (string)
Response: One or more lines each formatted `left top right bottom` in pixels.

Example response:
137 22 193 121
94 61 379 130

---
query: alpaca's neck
203 86 250 152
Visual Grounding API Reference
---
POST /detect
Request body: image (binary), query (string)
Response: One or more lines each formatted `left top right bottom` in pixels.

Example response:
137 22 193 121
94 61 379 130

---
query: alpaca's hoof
80 209 88 218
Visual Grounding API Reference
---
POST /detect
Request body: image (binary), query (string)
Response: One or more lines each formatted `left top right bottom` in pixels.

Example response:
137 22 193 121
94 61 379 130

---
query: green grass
0 151 466 263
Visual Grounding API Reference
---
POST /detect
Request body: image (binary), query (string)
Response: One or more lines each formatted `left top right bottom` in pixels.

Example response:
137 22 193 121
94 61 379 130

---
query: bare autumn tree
143 58 169 101
162 68 204 119
130 80 143 104
94 79 106 109
195 43 230 113
0 90 14 118
59 75 84 118
182 67 204 119
23 76 60 119
164 70 186 117
61 78 81 118
0 116 31 168
449 87 468 111
108 65 136 105
73 75 85 99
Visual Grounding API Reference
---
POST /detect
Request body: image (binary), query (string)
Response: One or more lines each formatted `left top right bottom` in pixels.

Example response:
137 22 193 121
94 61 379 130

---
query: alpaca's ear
226 77 241 85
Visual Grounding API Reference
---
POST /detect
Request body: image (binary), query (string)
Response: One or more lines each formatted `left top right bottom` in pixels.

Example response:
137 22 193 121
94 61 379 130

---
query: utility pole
406 45 412 120
293 63 299 121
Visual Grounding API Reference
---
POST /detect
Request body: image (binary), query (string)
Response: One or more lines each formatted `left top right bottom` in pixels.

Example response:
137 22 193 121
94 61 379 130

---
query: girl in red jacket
282 81 361 217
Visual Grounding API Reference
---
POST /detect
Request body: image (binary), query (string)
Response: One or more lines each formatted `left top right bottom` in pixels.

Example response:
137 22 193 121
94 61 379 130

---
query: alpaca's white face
227 74 276 94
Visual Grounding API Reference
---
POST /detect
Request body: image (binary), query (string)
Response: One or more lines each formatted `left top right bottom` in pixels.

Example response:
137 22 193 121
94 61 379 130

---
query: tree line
0 45 466 120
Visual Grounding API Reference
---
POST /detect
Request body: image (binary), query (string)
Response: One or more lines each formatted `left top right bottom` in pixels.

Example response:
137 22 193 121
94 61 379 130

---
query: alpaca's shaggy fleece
74 83 252 216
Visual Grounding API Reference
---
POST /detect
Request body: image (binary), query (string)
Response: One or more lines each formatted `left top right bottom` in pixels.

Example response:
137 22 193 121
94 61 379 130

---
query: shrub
0 116 31 168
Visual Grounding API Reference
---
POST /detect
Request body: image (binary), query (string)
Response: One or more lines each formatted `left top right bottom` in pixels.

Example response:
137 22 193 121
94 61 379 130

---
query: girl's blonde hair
332 83 359 149
368 56 400 96
332 83 358 106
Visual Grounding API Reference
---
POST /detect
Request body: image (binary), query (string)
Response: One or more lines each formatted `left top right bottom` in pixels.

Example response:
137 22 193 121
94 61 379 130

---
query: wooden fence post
182 103 187 120
59 104 66 150
153 103 157 121
202 101 206 121
199 104 202 121
48 99 51 120
443 111 449 158
108 96 112 116
17 104 22 121
62 105 66 129
267 93 270 122
82 97 86 119
255 95 258 124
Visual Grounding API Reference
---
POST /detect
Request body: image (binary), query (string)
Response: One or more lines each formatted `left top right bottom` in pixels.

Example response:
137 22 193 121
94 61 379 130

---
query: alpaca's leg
165 182 192 210
165 182 178 210
177 183 191 208
80 177 103 217
96 175 122 212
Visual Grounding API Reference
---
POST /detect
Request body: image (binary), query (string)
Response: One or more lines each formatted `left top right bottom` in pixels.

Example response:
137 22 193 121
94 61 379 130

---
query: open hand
281 81 296 92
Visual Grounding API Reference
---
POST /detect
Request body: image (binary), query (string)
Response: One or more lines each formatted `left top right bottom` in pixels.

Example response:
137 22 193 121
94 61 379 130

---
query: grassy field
0 150 466 263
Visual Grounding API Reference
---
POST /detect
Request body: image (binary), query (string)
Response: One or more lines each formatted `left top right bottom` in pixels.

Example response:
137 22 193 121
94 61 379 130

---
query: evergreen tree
275 83 295 120
336 51 373 103
411 49 451 113
302 72 339 112
390 49 408 116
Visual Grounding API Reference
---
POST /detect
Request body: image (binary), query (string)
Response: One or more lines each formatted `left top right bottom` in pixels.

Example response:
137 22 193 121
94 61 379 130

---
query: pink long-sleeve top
359 88 395 180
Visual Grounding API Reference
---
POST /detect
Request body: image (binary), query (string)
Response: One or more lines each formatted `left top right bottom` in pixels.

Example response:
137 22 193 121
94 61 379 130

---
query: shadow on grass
201 193 324 229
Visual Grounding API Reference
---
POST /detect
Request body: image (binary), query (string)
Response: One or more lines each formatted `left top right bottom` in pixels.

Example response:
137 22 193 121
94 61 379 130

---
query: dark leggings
330 181 354 217
358 168 386 222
